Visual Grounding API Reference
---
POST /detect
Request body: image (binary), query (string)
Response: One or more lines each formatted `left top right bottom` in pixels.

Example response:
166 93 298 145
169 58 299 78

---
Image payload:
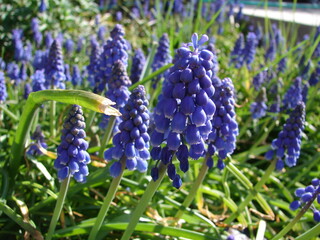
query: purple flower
150 34 216 188
282 77 302 111
115 11 122 22
87 40 101 88
27 126 48 156
0 71 7 102
104 85 150 177
0 58 6 70
33 50 48 70
252 70 267 91
31 70 47 92
7 62 21 86
265 102 305 170
250 87 267 119
97 26 106 42
265 39 276 62
45 32 53 48
31 18 42 47
45 40 66 89
290 178 320 222
54 105 90 183
130 48 146 84
151 33 172 88
309 61 320 86
230 33 244 66
237 32 257 69
39 0 47 13
278 57 287 73
97 24 129 93
71 65 82 86
64 38 74 56
207 78 238 169
76 36 85 53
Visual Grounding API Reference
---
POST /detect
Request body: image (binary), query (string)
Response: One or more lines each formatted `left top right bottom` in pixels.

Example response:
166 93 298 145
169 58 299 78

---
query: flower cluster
250 87 268 119
33 50 48 71
87 40 101 88
100 60 131 131
230 33 244 66
12 29 24 62
24 83 32 99
104 85 150 177
130 48 146 84
64 38 74 56
27 126 48 156
31 18 42 47
71 65 82 86
54 105 90 183
0 71 7 102
290 178 320 222
0 58 6 70
265 102 305 170
207 78 238 170
151 33 172 88
282 77 302 111
237 32 257 69
97 24 129 92
45 40 66 89
150 33 217 188
252 70 266 91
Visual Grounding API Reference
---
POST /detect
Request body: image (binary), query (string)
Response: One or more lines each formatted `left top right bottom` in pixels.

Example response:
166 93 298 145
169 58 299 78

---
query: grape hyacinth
0 58 6 70
64 38 74 56
64 64 72 82
27 126 48 156
151 33 172 88
268 83 280 115
12 29 24 62
97 26 106 42
100 60 131 131
87 40 101 88
237 32 257 69
290 178 320 222
265 102 305 170
7 62 21 86
282 77 302 111
207 78 238 170
250 87 268 119
309 61 319 86
76 36 85 53
150 33 217 188
54 105 90 183
24 83 32 99
45 40 66 89
45 32 53 49
104 85 150 177
31 70 46 92
0 71 7 102
33 50 48 70
97 24 129 92
39 0 46 13
278 56 287 73
265 39 276 62
230 33 244 66
130 48 146 84
252 70 266 91
31 18 42 47
71 65 82 86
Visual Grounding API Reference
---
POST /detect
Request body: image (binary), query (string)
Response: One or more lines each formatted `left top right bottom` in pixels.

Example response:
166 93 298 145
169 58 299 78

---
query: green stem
272 200 317 240
47 175 71 240
9 90 120 182
225 159 276 224
174 156 209 220
88 158 125 240
0 200 43 239
98 116 116 158
295 223 320 240
50 100 56 137
85 111 97 132
0 104 19 121
121 162 167 240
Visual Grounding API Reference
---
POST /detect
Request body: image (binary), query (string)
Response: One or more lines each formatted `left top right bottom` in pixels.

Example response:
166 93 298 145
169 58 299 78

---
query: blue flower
97 24 129 93
64 38 74 56
45 40 66 89
309 61 319 86
54 105 90 183
150 33 216 188
250 87 268 119
27 125 48 156
230 33 244 66
31 70 46 92
39 0 47 13
265 102 305 170
290 178 320 222
76 36 85 53
282 77 302 111
104 85 150 177
0 57 6 70
130 48 146 84
207 78 238 170
0 71 7 102
33 50 48 71
45 32 53 48
71 65 82 86
237 32 257 69
31 18 42 47
151 33 172 88
87 40 101 88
